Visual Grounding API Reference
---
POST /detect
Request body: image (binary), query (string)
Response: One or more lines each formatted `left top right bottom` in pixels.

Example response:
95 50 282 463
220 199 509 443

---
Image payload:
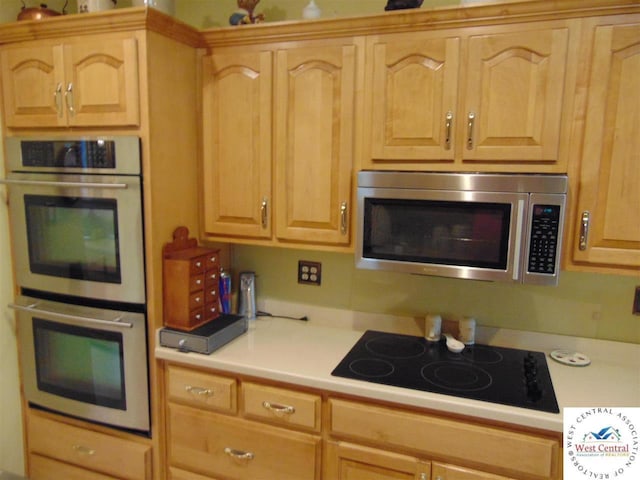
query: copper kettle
18 1 68 20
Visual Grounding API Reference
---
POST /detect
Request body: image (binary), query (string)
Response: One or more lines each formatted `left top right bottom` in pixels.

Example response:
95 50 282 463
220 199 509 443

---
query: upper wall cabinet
202 38 358 250
1 35 139 128
570 17 640 271
362 21 577 172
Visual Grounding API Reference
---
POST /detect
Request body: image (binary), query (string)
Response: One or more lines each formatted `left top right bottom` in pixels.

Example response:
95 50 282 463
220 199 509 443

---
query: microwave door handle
512 199 526 281
8 303 133 329
0 179 128 189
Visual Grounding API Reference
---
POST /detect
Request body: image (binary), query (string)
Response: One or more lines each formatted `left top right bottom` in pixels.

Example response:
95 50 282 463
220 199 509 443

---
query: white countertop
155 301 640 433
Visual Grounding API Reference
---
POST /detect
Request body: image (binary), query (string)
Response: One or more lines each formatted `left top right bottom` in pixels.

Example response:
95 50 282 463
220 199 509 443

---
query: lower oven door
12 295 150 433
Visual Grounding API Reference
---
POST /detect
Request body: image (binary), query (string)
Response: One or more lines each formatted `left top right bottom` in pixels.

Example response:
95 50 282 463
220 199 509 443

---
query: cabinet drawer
242 381 321 431
329 398 559 479
27 413 151 480
189 274 205 292
30 453 119 480
169 403 320 480
167 365 237 412
169 466 221 480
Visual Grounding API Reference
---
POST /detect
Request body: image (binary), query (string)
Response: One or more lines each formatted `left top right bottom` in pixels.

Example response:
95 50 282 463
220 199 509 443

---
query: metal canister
219 268 231 314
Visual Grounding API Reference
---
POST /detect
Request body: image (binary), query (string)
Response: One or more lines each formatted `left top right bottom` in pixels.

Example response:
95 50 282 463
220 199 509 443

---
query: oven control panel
20 140 116 169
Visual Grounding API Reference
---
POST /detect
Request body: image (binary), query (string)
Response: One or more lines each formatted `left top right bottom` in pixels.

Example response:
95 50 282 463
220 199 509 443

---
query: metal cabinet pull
262 400 295 416
579 211 590 251
444 111 453 150
261 197 268 229
421 474 430 480
65 83 75 116
340 201 348 235
54 83 63 117
8 302 133 329
467 112 475 149
73 444 95 456
185 385 214 396
224 447 254 461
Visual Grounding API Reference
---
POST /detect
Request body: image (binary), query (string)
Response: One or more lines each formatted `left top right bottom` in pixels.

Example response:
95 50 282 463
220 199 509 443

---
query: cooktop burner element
331 330 559 413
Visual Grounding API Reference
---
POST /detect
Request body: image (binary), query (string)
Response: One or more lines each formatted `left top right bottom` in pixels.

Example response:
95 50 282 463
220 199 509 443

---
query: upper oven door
5 172 145 305
356 186 530 283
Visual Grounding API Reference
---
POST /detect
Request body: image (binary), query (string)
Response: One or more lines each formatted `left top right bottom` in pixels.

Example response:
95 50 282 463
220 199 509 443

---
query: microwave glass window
32 318 126 410
24 195 121 284
363 199 511 269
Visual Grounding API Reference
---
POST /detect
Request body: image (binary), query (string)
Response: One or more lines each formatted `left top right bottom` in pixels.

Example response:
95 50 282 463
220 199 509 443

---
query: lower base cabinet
26 410 152 480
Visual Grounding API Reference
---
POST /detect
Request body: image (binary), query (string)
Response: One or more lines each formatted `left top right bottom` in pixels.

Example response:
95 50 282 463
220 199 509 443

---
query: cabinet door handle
72 444 95 456
261 198 268 229
262 400 295 416
185 385 214 396
466 112 475 149
54 83 63 117
65 82 75 116
224 447 254 461
340 201 348 235
579 211 590 251
444 111 453 150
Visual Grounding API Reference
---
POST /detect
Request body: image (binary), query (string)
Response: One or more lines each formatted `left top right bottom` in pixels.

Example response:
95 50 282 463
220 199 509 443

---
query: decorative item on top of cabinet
163 226 220 331
570 16 640 272
0 34 139 128
229 0 264 25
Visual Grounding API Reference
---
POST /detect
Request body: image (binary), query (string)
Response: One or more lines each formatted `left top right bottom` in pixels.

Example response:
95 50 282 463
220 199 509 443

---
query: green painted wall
232 245 640 344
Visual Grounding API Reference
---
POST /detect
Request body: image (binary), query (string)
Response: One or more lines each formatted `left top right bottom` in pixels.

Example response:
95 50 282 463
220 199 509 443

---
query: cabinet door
462 25 569 163
365 32 460 163
1 43 66 127
432 462 516 480
572 21 640 268
30 454 119 480
274 40 356 245
202 49 273 239
63 37 140 126
325 441 430 480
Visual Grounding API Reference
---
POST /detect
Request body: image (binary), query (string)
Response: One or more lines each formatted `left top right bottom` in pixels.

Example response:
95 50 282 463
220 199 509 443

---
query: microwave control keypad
527 205 560 274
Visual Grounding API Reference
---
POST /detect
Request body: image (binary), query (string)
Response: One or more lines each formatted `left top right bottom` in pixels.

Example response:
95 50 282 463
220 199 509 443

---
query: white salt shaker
424 314 442 342
302 0 321 19
458 317 476 345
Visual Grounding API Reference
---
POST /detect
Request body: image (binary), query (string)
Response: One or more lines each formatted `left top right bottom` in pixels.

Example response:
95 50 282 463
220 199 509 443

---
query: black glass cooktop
331 330 559 413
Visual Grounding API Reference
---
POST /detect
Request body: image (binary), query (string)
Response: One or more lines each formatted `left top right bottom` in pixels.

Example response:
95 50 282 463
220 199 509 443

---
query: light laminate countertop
156 302 640 433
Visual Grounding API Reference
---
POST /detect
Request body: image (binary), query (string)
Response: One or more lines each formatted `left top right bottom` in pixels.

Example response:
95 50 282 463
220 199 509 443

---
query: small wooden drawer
205 303 218 318
190 256 207 274
30 453 119 480
205 253 219 269
242 382 321 431
329 398 560 479
167 365 237 413
189 291 204 310
28 413 151 480
205 270 218 287
168 404 320 480
205 287 217 303
189 274 205 292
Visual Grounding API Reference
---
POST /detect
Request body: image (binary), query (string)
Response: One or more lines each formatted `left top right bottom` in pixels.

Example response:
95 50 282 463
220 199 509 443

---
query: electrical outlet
298 260 321 286
633 286 640 315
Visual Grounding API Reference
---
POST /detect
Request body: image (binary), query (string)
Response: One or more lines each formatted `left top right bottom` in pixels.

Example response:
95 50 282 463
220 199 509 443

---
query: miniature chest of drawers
163 227 220 331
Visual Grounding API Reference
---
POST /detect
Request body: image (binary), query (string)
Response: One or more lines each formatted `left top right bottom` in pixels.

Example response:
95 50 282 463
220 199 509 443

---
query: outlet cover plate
298 260 321 286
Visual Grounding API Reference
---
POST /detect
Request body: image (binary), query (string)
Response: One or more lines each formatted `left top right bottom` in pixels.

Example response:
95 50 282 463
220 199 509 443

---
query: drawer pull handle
444 111 453 149
224 447 254 461
467 111 475 149
579 211 590 251
185 385 214 397
73 444 95 456
262 401 295 416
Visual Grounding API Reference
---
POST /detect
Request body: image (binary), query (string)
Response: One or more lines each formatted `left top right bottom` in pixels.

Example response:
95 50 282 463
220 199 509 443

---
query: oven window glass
24 195 121 283
363 198 511 270
33 318 126 410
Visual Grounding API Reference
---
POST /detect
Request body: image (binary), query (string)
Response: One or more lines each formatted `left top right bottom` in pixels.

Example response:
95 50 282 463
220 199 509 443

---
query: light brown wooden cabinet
26 410 152 480
0 34 139 128
569 16 640 272
201 38 357 249
363 21 577 172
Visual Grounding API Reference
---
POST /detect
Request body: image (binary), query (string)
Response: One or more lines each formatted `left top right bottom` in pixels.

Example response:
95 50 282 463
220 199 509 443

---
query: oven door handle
0 179 128 189
8 302 134 329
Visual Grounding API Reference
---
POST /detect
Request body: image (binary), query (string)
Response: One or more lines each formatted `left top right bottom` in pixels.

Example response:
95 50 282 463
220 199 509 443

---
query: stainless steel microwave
356 171 567 285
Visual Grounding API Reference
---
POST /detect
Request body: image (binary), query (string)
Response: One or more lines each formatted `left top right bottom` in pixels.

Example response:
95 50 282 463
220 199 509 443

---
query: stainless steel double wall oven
2 136 150 434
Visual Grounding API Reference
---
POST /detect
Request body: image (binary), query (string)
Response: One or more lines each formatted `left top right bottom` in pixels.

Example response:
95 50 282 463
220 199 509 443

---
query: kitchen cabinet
363 21 576 172
432 462 516 480
0 34 139 128
325 441 431 480
569 16 640 272
26 409 152 480
164 364 322 480
201 37 357 249
329 398 560 480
